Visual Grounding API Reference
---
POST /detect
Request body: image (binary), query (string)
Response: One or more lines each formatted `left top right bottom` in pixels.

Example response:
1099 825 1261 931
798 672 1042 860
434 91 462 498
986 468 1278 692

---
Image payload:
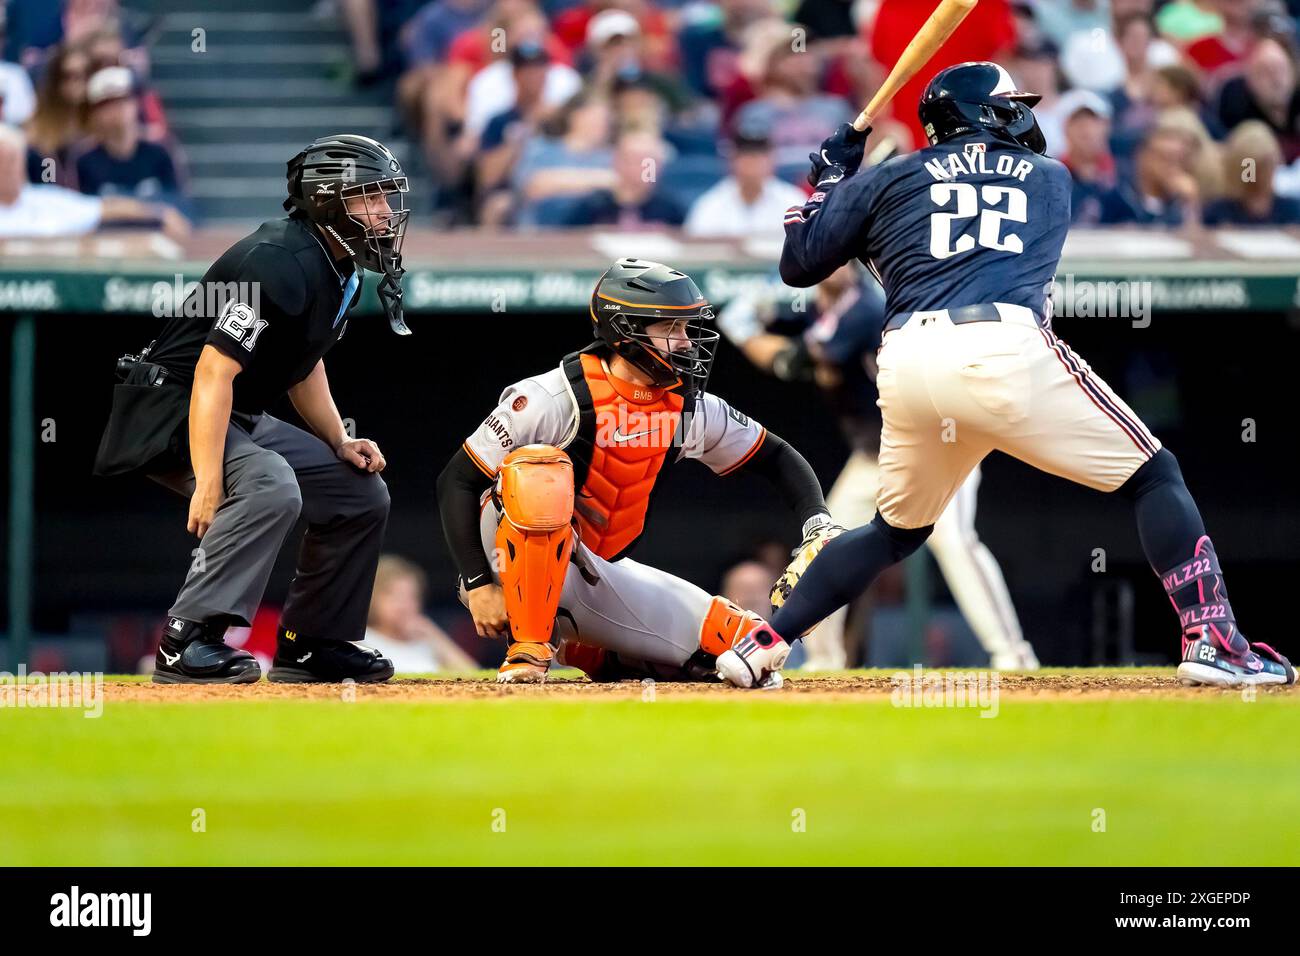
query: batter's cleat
497 641 554 683
716 623 789 690
1177 636 1295 688
267 627 394 683
152 617 261 684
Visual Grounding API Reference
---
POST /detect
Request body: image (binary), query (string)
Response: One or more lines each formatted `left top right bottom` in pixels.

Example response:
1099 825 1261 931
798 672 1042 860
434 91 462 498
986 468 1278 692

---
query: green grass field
1 669 1295 866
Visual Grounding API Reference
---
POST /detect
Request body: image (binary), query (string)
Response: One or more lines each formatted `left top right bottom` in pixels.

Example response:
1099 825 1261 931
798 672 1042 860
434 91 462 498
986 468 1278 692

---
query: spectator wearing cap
684 122 807 237
731 23 854 183
463 10 581 137
0 124 186 238
558 129 686 227
1203 119 1300 224
1214 36 1300 161
476 40 562 224
1058 90 1118 222
583 9 694 114
80 24 167 142
553 0 678 73
419 1 569 189
1097 124 1204 227
74 66 186 215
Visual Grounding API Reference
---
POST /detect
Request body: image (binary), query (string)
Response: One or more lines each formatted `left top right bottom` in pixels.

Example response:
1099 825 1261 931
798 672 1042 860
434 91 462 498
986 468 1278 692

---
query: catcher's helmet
590 258 718 397
919 62 1046 155
285 134 412 334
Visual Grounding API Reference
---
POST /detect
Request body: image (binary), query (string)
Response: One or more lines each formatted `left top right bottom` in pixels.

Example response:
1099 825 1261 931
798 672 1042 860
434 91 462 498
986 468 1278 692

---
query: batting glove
807 123 870 187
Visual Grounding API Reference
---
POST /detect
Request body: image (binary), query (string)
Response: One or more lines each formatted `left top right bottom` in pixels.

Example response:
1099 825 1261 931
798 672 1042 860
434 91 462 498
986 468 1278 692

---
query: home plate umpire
93 134 411 684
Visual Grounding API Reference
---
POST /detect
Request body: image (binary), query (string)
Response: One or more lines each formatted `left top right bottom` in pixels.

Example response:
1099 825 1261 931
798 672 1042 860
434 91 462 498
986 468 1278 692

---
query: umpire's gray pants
151 413 390 641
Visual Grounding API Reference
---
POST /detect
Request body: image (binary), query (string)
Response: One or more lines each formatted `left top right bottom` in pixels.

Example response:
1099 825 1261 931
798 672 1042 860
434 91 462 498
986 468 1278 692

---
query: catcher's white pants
801 451 1031 669
473 499 711 666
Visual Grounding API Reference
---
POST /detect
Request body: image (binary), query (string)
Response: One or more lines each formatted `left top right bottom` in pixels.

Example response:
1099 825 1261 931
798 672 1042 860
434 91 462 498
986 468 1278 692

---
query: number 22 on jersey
929 183 1027 260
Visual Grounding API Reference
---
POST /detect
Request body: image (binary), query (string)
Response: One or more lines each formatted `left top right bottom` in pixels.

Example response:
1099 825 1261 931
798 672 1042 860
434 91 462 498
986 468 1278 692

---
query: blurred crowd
6 0 1300 239
1 0 189 240
355 0 1300 230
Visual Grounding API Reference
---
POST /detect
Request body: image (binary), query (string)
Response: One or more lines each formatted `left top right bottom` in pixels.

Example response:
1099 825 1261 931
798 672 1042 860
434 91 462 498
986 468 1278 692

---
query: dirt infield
90 670 1297 703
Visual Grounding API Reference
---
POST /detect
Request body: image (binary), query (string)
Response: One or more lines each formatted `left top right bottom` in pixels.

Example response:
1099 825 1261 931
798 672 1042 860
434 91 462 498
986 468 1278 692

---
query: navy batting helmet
919 62 1046 155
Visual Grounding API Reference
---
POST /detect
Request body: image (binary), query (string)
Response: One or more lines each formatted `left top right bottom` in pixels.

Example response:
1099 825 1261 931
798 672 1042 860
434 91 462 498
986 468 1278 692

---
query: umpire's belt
883 302 1044 334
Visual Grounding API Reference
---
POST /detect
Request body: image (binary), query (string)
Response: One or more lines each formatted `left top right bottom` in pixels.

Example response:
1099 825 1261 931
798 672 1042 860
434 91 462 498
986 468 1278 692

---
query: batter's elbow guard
494 445 575 643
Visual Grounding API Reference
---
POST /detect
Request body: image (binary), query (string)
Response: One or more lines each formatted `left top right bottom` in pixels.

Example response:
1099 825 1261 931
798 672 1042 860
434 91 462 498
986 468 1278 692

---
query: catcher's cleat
267 627 394 683
555 639 608 679
1177 636 1295 688
558 640 719 683
497 641 554 683
716 622 789 690
153 617 261 684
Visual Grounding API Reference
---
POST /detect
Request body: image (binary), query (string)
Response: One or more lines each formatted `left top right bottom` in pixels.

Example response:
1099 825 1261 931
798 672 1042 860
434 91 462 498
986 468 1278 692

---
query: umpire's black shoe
153 617 261 684
267 627 395 683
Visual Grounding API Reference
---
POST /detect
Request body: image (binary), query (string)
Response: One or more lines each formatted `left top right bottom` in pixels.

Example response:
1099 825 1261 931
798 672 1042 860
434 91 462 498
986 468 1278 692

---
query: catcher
436 258 840 687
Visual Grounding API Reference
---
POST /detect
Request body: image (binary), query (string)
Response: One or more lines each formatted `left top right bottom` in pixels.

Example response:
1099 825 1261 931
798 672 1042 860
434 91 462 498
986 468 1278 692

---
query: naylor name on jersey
924 148 1036 183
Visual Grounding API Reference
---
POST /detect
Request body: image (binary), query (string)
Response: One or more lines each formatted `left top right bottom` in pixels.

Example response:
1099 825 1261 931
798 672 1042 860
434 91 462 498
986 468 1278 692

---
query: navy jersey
781 133 1072 319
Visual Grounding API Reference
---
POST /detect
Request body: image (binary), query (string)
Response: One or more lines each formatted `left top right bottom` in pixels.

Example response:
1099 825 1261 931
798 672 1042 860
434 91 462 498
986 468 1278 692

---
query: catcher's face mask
635 316 719 395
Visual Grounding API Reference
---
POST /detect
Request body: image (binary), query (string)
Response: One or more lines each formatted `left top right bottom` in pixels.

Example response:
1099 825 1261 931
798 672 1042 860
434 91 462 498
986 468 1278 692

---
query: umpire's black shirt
94 215 361 477
150 214 361 415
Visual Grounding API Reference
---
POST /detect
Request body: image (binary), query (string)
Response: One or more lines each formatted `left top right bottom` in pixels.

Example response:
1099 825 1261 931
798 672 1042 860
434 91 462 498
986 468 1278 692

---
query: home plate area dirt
94 669 1296 703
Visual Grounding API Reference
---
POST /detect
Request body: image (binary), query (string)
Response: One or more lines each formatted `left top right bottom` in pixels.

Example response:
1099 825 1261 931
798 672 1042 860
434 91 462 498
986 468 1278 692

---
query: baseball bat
853 0 980 132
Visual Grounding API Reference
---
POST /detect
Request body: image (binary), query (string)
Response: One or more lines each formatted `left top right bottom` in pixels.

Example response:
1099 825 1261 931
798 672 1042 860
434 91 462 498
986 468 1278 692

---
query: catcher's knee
872 513 933 562
698 595 764 657
495 444 575 642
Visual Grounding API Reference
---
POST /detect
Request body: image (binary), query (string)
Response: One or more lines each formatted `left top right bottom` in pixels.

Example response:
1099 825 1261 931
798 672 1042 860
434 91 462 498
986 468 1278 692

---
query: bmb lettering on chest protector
574 353 683 559
495 445 575 644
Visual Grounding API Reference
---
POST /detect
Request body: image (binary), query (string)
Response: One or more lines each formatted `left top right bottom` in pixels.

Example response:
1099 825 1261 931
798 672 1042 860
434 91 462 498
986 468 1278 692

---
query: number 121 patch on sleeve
215 301 269 352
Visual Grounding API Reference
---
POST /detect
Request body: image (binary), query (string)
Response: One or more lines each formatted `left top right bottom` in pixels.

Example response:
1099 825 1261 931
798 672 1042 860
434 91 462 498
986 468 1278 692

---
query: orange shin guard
495 444 575 643
699 595 764 658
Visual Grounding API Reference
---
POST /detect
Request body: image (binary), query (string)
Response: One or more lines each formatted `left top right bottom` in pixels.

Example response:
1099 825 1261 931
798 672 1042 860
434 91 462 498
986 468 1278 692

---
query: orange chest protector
567 352 684 561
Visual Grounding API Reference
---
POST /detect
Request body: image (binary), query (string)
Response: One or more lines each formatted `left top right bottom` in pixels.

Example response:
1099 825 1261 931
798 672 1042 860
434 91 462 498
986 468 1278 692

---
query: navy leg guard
771 513 933 640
